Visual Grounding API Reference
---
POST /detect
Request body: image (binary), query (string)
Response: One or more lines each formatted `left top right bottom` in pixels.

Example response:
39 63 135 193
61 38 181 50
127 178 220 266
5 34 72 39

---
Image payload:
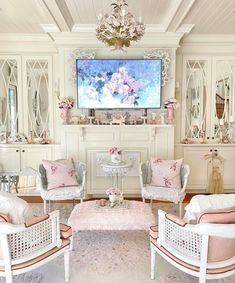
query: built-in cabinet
182 56 235 143
0 145 53 172
0 55 53 142
182 145 235 193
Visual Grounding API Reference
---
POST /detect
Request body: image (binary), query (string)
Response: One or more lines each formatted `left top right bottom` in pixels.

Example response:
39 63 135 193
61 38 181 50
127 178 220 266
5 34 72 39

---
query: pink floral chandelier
96 0 145 50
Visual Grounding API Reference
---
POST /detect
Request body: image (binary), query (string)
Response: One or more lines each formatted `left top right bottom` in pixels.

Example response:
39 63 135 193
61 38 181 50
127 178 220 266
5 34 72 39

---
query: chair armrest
24 214 49 227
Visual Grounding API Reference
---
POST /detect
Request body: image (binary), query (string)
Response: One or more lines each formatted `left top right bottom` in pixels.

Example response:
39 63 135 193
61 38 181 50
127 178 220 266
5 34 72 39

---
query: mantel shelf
61 124 175 128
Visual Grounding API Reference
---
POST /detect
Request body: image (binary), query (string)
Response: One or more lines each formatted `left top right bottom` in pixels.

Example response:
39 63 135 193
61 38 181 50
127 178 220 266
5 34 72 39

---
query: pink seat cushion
150 158 183 189
42 159 78 190
197 208 235 262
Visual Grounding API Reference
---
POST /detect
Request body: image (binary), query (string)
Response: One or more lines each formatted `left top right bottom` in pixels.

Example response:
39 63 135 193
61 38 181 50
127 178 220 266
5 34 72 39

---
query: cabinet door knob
22 150 25 153
16 149 19 152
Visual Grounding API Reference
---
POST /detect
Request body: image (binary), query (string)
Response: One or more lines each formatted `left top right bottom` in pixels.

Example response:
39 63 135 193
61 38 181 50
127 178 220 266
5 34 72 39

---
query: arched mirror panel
0 59 19 140
26 59 49 139
213 59 235 139
185 60 208 139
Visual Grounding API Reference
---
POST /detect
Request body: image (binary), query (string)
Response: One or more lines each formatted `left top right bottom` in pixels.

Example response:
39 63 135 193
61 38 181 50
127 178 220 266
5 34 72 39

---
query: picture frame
0 132 7 144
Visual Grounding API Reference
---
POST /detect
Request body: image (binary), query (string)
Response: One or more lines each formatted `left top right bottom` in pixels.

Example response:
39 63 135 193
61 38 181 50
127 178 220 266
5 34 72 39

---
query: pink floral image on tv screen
76 59 161 109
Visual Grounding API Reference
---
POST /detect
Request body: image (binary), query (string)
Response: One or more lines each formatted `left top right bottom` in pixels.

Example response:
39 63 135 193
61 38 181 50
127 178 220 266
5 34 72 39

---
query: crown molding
40 24 61 33
182 34 235 43
0 33 57 53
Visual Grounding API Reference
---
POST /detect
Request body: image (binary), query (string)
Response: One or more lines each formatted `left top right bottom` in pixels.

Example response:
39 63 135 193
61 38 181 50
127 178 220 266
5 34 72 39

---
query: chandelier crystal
96 0 145 50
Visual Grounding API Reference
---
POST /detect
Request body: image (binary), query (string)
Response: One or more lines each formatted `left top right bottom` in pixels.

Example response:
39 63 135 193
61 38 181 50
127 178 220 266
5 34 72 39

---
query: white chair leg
80 198 83 203
48 200 51 212
5 272 13 283
199 273 206 283
64 249 70 282
150 198 153 208
43 200 47 213
179 201 183 218
150 244 156 280
142 197 145 203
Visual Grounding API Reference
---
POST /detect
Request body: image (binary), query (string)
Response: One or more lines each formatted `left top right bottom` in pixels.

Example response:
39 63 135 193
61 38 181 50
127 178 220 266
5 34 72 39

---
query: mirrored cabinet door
22 56 53 141
182 57 211 140
212 57 235 141
0 56 23 141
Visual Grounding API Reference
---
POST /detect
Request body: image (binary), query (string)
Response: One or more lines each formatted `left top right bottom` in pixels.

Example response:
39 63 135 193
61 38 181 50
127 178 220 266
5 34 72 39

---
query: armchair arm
179 163 190 195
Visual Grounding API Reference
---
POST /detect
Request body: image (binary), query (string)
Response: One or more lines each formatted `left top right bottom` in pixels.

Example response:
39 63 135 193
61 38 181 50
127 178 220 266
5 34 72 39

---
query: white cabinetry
183 145 235 193
0 145 53 171
61 125 174 196
182 56 235 142
0 55 53 141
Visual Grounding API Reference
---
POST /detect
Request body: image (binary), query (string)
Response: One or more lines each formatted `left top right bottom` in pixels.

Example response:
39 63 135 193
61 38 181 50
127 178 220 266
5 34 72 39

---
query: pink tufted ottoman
68 200 155 232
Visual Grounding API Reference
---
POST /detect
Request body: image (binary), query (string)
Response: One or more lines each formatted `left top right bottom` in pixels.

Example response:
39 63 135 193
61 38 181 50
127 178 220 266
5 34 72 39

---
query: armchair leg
150 198 153 208
142 197 145 203
64 248 70 282
179 201 183 218
43 200 47 213
150 244 156 280
6 274 13 283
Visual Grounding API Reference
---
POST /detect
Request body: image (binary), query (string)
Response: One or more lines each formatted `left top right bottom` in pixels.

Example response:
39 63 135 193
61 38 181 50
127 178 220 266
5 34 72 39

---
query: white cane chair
0 210 72 283
139 161 190 218
150 209 235 283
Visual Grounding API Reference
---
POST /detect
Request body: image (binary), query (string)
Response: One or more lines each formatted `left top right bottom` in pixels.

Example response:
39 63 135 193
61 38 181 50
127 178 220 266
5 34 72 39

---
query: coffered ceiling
0 0 234 35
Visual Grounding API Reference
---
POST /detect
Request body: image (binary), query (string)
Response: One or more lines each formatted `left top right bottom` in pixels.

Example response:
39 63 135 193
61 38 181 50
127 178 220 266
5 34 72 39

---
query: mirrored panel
185 60 207 139
0 59 18 140
213 59 235 139
26 59 49 139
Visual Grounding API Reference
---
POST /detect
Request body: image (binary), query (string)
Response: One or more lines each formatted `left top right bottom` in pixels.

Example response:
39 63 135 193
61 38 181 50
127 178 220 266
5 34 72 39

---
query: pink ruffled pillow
42 159 78 190
150 158 183 189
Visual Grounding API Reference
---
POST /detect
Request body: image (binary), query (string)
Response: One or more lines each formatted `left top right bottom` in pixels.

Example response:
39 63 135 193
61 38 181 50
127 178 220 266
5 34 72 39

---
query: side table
101 161 132 191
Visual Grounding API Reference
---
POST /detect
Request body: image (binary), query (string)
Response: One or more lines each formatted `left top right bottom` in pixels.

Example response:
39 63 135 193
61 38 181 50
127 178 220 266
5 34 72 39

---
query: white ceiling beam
172 0 196 32
162 0 183 32
42 0 74 32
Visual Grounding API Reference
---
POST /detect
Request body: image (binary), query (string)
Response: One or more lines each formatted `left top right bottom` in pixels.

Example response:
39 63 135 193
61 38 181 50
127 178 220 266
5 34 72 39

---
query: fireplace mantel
61 124 174 196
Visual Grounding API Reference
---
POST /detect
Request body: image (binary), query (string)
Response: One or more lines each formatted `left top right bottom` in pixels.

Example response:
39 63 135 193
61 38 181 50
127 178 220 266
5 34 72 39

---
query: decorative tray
95 200 129 210
106 161 126 166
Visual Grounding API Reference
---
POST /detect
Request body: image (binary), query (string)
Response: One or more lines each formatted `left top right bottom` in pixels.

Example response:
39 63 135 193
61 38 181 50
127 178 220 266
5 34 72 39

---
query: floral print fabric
42 158 78 190
150 158 183 189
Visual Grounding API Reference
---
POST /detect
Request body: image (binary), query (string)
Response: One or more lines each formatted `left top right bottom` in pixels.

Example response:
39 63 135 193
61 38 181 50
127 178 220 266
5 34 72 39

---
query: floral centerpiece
58 97 74 109
164 98 180 109
106 187 120 205
58 97 74 124
164 98 180 124
109 147 122 164
106 187 120 196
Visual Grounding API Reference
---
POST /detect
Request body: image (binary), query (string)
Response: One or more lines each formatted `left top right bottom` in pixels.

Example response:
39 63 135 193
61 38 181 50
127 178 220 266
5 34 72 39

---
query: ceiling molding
50 31 184 48
71 24 96 33
40 24 61 33
182 34 235 43
162 0 183 31
42 0 73 32
172 0 196 32
176 24 195 34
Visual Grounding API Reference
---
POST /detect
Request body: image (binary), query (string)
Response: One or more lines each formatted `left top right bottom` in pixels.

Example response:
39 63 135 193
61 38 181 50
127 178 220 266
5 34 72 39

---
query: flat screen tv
76 59 162 109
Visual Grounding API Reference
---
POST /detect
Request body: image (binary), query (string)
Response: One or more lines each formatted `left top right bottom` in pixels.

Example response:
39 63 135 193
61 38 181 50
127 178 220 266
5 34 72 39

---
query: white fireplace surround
61 124 174 197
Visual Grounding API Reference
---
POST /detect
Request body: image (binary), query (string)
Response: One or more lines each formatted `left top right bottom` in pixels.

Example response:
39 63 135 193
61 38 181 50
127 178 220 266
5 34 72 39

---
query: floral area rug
1 202 234 283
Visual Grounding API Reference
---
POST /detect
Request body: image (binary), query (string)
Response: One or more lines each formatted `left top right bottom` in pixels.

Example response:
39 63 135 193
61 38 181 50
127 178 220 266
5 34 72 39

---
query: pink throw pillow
150 158 183 189
42 159 78 190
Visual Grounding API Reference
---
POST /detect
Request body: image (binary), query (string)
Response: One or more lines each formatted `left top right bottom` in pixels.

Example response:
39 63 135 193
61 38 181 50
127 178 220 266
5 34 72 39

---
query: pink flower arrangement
106 187 120 195
109 147 122 155
58 97 74 109
164 98 180 109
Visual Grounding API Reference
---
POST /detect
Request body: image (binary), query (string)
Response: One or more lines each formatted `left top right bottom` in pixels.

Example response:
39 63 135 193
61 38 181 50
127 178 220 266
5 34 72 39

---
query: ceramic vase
109 194 117 204
60 108 69 125
111 153 122 164
167 106 174 124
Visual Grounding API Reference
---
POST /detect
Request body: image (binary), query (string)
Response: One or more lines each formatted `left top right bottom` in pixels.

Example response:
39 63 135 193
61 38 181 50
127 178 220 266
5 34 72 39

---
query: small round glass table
101 161 132 189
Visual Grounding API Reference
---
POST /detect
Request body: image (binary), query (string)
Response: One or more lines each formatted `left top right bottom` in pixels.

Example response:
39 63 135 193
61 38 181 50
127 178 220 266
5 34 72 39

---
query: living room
0 0 234 282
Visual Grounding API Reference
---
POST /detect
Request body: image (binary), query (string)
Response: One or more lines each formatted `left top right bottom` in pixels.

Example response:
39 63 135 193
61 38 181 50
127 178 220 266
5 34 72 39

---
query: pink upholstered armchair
0 210 72 283
150 209 235 283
